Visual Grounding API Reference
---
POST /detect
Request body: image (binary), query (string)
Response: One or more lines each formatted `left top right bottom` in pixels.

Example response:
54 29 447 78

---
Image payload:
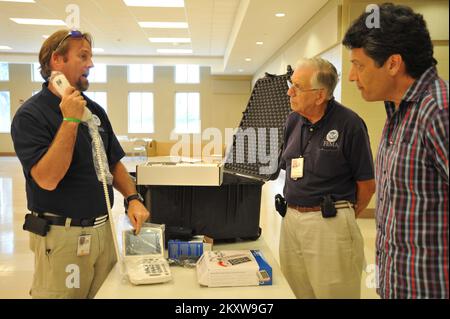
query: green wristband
63 117 81 123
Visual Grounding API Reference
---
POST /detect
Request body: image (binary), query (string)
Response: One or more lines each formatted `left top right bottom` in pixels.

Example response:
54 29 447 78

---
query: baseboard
0 152 16 156
359 208 375 219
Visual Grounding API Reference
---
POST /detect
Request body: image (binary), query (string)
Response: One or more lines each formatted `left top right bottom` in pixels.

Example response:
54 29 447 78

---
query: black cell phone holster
23 213 50 237
321 195 337 218
275 194 287 217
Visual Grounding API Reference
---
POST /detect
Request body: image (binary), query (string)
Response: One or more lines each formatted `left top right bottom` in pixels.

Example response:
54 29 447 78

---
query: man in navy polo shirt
280 57 375 298
11 29 149 298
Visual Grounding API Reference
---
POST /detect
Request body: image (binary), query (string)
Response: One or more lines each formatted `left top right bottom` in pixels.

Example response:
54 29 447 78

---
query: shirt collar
41 82 64 114
401 66 438 103
300 98 336 127
384 66 438 118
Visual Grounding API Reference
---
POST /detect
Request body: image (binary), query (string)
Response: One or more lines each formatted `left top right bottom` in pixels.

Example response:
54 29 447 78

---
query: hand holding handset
50 71 92 122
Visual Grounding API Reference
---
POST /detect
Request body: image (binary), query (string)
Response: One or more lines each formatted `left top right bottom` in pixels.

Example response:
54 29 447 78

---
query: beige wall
0 65 251 153
253 0 342 84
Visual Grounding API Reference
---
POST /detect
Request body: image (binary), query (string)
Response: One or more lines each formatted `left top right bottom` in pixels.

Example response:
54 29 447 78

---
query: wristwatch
125 193 144 210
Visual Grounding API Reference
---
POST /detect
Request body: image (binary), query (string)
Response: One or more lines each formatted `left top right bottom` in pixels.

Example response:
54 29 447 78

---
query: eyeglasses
54 30 84 52
287 79 322 94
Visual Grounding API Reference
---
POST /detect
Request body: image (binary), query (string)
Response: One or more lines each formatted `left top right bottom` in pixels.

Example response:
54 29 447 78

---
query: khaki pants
279 204 365 299
29 220 117 299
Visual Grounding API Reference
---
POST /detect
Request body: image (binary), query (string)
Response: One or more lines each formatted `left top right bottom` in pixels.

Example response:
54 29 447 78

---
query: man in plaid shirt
343 3 448 298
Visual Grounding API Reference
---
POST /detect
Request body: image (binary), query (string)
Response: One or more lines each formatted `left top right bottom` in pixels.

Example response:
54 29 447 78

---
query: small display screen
124 228 162 256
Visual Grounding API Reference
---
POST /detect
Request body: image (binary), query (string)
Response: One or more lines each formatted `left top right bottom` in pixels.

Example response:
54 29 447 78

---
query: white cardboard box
196 250 272 287
136 156 224 186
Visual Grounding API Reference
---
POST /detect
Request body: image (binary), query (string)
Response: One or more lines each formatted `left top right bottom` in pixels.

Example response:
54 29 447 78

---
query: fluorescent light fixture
0 46 12 50
0 0 35 2
10 18 66 26
139 21 188 29
256 41 263 45
275 13 286 17
123 0 184 7
245 58 252 62
92 48 104 53
157 49 192 54
149 37 190 43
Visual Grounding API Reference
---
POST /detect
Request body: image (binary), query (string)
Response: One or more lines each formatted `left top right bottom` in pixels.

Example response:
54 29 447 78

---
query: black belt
33 213 108 227
288 201 354 213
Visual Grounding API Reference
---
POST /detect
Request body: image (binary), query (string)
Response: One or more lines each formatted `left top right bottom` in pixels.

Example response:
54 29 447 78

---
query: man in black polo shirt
280 57 375 298
11 29 149 298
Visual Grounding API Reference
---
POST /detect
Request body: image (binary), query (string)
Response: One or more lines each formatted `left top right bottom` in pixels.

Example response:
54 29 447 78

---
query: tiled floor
0 156 379 299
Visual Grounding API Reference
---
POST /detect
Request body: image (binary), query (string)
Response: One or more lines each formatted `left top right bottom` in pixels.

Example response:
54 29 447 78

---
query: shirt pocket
312 149 343 178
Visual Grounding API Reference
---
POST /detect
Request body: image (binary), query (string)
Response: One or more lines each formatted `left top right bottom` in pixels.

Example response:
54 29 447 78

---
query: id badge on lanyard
77 234 92 256
291 156 304 180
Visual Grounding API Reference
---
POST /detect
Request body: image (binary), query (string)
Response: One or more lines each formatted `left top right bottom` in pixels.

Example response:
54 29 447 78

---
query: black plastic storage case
137 66 293 241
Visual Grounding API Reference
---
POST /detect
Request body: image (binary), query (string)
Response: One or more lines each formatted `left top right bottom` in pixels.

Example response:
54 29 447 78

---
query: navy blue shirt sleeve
11 106 52 178
344 117 374 181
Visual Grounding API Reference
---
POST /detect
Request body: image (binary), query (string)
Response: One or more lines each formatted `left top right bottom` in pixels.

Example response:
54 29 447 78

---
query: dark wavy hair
342 3 436 79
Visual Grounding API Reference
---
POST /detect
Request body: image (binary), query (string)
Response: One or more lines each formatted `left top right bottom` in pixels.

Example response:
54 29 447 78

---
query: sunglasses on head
54 30 84 52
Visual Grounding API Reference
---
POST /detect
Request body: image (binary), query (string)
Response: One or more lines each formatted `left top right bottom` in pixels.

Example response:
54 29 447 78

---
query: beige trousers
29 220 116 299
279 204 365 299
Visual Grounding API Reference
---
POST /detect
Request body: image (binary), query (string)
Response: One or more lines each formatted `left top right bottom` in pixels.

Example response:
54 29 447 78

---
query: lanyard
299 124 317 157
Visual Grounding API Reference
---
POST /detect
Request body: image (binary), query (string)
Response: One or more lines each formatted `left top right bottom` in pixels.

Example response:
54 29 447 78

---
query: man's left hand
126 200 150 235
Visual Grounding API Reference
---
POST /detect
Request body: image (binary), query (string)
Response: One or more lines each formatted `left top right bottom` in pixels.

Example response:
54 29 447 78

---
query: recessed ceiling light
0 46 12 50
238 69 244 73
157 48 192 54
10 18 66 26
123 0 184 7
275 13 286 17
92 48 104 53
149 37 191 43
256 41 263 45
0 0 35 2
139 21 188 29
245 58 252 62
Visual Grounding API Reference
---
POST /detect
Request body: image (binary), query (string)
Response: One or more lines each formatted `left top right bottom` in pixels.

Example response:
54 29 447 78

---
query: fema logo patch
322 129 339 150
326 130 339 143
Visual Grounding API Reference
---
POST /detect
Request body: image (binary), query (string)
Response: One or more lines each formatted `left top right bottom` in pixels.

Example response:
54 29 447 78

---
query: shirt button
309 128 313 132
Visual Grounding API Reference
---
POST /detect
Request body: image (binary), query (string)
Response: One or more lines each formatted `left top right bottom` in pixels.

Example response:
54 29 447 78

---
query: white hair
295 57 339 100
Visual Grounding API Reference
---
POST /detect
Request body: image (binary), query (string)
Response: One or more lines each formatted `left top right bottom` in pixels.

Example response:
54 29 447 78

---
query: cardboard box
196 250 272 287
136 156 224 186
168 236 213 261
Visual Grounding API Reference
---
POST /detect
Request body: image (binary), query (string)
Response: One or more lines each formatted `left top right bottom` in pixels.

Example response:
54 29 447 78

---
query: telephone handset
50 71 92 122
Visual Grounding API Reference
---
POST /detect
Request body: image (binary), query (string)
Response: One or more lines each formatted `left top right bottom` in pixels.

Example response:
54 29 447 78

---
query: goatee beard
76 79 89 92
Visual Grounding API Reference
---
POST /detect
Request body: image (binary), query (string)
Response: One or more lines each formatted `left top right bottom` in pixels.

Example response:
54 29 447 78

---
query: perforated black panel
225 67 293 180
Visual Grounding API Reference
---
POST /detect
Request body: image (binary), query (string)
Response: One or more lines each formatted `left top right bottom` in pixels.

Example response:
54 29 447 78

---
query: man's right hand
59 87 86 121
